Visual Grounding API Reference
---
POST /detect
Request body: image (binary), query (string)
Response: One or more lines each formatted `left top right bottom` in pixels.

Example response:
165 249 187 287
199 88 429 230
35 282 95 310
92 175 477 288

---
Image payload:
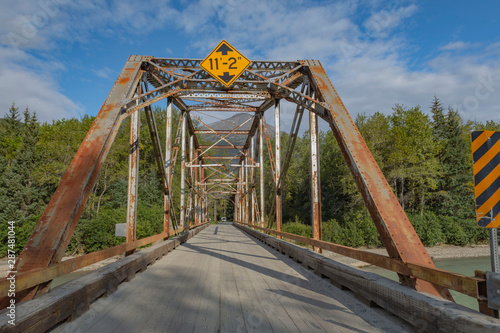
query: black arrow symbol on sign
219 72 234 84
216 44 233 55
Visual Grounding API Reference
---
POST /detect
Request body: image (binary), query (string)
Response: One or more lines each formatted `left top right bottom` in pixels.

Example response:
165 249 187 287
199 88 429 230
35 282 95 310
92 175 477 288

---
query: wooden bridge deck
53 223 410 333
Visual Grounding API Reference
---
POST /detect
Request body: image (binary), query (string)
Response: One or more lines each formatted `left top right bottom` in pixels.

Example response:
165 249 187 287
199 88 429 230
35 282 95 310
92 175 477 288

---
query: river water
362 256 492 311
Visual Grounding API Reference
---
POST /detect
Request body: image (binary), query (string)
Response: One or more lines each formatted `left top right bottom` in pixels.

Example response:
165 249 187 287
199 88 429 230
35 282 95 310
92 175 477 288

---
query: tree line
275 97 495 247
0 103 185 256
0 97 496 257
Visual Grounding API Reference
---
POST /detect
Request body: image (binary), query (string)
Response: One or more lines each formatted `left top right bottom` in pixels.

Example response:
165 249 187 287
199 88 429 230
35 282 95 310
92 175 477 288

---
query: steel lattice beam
6 53 455 308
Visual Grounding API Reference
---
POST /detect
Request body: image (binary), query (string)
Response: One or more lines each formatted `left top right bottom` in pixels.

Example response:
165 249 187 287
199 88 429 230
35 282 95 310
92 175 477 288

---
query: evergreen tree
430 96 446 139
386 105 440 213
0 103 22 167
0 107 42 220
440 108 474 218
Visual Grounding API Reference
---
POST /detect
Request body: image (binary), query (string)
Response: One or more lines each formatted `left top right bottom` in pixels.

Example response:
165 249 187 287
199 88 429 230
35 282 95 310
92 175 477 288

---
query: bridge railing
0 222 208 300
235 222 496 318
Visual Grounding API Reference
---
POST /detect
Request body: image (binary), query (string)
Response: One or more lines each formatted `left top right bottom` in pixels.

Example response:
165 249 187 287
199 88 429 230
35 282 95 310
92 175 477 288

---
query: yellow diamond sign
200 40 251 88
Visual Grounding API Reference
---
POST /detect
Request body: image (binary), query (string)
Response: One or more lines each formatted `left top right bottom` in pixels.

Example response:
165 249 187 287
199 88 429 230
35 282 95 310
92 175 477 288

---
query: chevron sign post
471 130 500 272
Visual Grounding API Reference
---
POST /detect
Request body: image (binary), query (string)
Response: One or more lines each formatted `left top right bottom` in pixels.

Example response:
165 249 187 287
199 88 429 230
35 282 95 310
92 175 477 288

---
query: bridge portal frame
3 54 465 308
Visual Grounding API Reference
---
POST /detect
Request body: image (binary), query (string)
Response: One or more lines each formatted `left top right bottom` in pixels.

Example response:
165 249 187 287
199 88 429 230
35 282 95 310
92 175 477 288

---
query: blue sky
1 0 499 130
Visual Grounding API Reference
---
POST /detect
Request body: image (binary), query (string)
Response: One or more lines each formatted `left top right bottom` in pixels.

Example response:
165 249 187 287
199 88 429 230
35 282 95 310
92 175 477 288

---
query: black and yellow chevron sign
472 131 500 228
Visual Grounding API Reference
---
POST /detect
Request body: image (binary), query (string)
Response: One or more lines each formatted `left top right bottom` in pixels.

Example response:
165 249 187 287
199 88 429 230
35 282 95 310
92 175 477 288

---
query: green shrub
408 212 445 246
340 221 365 247
357 215 383 247
462 218 489 244
283 217 312 238
440 216 469 246
322 219 343 244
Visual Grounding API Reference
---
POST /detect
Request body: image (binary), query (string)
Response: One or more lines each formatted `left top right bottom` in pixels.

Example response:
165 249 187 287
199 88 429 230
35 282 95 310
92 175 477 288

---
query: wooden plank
236 223 500 333
164 237 214 332
219 225 246 333
191 229 221 332
228 229 303 332
46 223 444 332
0 224 209 333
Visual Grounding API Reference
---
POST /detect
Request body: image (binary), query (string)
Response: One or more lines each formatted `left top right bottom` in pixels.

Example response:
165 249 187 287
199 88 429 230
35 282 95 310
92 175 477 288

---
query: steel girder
10 55 452 304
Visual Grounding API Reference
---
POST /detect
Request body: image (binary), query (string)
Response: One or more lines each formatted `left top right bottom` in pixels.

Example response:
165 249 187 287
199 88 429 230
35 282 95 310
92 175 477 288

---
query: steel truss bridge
0 55 499 332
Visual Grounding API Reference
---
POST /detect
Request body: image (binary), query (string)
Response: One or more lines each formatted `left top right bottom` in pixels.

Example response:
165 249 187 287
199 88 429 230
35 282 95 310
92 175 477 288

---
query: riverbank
323 244 493 267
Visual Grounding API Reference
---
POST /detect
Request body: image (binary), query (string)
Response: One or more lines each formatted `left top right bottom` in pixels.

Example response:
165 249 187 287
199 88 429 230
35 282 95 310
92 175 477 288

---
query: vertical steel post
180 112 187 229
126 108 140 249
194 150 199 226
310 108 322 253
260 116 265 228
214 200 217 222
164 97 172 235
204 173 209 223
275 99 282 234
189 134 194 226
245 151 250 224
251 133 256 224
199 156 203 224
239 167 243 222
236 168 239 222
235 172 240 222
202 167 207 222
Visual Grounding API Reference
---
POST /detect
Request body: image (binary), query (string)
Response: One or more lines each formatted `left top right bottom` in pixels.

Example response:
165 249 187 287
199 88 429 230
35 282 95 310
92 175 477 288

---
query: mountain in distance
201 113 276 146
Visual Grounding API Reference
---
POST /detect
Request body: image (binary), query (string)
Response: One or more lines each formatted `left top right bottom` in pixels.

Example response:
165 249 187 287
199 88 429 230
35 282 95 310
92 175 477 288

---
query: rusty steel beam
194 148 199 226
310 106 322 253
187 163 259 168
4 55 146 304
188 134 195 227
180 112 187 228
144 104 168 191
198 145 245 149
259 116 265 228
193 114 254 160
194 130 250 135
304 60 453 301
274 99 282 234
266 92 306 229
164 97 173 235
240 114 261 152
251 133 256 224
198 157 203 224
126 109 140 247
245 152 250 224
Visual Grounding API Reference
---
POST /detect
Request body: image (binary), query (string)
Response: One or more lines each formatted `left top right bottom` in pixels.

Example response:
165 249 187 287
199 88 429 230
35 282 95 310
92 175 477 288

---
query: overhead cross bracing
10 48 500 326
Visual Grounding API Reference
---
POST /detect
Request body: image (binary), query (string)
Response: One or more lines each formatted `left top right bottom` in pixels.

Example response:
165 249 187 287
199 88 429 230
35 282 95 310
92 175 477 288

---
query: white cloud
439 41 481 51
188 0 499 125
0 47 83 121
362 4 418 38
0 0 499 129
333 49 500 125
92 67 114 80
0 0 177 121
